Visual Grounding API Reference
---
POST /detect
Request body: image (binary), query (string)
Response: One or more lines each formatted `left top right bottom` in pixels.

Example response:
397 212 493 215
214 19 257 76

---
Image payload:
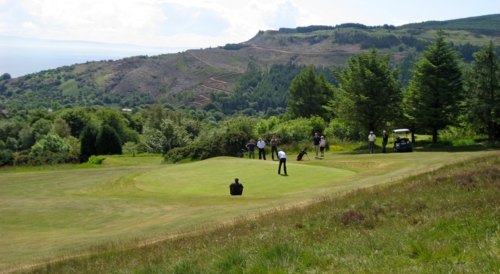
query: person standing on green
257 137 266 160
382 130 389 153
368 131 376 154
246 140 256 159
270 135 278 160
320 136 326 157
313 132 321 159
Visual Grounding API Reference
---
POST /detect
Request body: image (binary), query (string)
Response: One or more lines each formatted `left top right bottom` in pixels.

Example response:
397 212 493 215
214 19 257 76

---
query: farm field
0 148 497 272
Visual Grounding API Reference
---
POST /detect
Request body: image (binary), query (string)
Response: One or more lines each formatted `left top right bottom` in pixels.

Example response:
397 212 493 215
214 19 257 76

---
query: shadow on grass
415 144 495 153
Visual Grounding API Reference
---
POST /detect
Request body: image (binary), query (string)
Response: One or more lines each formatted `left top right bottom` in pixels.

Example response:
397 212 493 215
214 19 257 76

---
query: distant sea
0 35 187 78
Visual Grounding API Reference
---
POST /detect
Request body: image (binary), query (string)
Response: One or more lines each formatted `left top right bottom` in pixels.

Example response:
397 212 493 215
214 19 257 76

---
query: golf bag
297 148 307 161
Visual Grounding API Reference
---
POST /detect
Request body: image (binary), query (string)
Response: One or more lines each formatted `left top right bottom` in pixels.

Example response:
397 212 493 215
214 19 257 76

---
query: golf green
134 157 356 196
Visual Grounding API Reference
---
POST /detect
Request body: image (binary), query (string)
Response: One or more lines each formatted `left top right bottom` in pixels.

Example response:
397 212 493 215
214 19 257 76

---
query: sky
1 0 499 76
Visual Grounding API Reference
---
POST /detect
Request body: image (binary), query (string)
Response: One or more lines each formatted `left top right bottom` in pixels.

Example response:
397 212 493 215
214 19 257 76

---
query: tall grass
27 153 500 273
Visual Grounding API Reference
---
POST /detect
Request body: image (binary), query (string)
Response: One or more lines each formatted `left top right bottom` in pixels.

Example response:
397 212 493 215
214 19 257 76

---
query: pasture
0 148 496 272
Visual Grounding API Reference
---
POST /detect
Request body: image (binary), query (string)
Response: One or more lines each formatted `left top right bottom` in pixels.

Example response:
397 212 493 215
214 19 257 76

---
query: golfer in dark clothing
382 130 389 153
246 140 256 159
278 150 287 175
270 135 278 160
229 178 244 195
313 133 321 158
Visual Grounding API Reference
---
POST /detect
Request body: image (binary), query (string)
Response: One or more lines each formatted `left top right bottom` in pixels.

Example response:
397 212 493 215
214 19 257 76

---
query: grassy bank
18 152 500 273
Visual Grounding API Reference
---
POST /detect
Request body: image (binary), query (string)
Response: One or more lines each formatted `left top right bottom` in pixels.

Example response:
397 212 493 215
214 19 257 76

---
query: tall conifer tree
95 125 122 155
331 48 402 134
80 124 98 162
406 31 463 144
464 42 500 141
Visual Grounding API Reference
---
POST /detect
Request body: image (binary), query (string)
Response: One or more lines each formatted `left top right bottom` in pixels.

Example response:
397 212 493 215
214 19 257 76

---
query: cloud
160 3 231 37
2 0 494 50
0 0 320 48
265 1 299 29
18 0 166 41
21 21 37 31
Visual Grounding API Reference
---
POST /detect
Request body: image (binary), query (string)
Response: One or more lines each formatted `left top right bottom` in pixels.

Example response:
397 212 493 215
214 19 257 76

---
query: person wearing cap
381 130 389 153
368 131 376 154
256 137 266 160
229 178 244 195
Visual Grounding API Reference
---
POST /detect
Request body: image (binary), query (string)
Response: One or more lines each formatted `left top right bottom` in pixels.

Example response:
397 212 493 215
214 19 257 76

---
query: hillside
400 13 500 32
1 14 500 112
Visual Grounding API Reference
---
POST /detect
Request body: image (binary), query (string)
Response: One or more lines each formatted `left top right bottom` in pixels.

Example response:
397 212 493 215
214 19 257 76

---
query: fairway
0 149 497 272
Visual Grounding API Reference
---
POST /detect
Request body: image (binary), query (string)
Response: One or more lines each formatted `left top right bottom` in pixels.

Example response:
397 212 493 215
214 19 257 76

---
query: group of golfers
245 135 288 175
232 131 393 195
368 130 390 154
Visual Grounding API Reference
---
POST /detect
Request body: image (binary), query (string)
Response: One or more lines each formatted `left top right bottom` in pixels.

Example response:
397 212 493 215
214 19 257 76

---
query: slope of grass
0 149 497 272
25 152 500 273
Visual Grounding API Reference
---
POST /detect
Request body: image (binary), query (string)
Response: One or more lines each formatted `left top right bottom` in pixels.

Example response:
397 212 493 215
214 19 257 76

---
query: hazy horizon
0 35 187 77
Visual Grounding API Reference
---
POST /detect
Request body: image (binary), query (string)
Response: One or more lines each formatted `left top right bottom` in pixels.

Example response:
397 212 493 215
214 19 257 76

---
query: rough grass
0 149 498 273
24 152 500 273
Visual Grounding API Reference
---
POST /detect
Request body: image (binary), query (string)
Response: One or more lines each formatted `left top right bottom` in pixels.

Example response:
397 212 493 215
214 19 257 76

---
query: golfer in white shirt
368 131 376 154
257 138 266 160
278 150 287 175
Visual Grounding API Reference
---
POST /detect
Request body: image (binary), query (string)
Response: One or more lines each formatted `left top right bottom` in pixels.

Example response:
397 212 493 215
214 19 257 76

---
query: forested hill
275 14 500 33
400 14 500 32
1 14 500 114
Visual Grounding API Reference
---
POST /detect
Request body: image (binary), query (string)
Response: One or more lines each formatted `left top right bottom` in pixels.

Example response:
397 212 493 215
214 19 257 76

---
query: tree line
289 31 500 144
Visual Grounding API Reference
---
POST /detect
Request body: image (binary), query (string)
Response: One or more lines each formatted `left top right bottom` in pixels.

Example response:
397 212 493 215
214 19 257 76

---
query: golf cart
393 129 413 152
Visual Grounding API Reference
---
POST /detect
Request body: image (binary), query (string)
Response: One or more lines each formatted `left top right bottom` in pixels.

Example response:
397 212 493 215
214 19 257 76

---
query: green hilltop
400 13 500 32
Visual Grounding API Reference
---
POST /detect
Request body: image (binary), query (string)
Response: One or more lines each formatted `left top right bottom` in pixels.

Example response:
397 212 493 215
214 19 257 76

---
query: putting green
134 157 355 196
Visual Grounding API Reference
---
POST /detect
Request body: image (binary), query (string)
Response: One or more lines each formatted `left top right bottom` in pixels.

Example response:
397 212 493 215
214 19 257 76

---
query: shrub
14 150 74 166
340 209 365 226
273 118 312 144
0 149 14 166
324 119 365 141
164 131 250 162
122 142 136 155
31 133 71 154
13 150 30 165
87 155 106 165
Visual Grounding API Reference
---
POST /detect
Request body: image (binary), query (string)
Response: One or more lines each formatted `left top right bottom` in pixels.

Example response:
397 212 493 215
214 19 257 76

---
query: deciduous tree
287 66 334 120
